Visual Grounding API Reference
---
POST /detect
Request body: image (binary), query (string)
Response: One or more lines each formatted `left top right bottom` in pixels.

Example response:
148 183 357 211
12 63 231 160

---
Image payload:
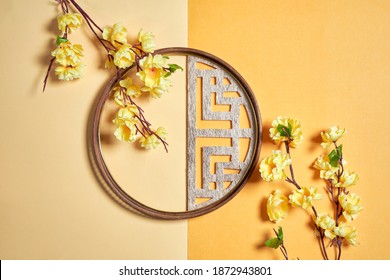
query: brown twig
43 57 56 93
333 141 345 260
68 0 103 33
283 140 329 260
66 0 110 52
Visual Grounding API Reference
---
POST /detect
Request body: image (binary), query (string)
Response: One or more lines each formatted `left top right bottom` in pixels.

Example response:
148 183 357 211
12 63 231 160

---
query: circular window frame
89 47 262 219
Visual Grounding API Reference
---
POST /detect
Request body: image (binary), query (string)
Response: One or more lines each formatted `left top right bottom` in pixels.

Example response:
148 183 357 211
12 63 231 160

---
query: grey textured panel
187 55 256 210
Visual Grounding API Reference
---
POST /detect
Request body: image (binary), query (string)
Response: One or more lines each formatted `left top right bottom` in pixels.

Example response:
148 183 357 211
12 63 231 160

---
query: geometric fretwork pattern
187 55 256 210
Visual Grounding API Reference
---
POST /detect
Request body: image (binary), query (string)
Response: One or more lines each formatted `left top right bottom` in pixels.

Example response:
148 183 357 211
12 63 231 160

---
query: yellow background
188 0 390 260
1 0 390 260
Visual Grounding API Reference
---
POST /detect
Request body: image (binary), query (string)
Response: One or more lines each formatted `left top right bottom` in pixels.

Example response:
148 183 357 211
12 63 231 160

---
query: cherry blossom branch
283 141 329 260
46 0 174 151
51 0 168 151
333 142 345 259
116 71 169 152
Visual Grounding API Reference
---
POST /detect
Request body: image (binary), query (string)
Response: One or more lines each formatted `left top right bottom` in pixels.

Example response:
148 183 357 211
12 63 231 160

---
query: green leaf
328 149 340 167
163 56 170 60
168 63 183 73
277 226 283 240
276 124 291 137
328 144 343 167
56 35 68 45
265 238 282 249
266 227 284 249
164 72 172 78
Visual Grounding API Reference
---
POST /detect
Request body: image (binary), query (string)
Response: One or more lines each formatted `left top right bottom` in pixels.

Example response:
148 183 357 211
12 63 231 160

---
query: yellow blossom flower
269 116 303 148
149 54 167 67
105 51 116 69
141 77 171 98
55 63 83 81
112 86 125 107
112 78 142 106
119 78 141 98
113 89 125 107
334 222 358 245
149 86 167 98
267 190 289 223
313 155 339 180
102 23 127 48
155 127 167 140
137 54 168 88
114 122 137 143
112 106 139 143
259 150 292 181
138 30 156 53
139 127 167 149
113 44 135 69
51 41 83 66
338 192 363 221
321 126 347 148
116 104 139 119
315 213 336 239
334 170 359 188
139 134 159 149
289 187 322 209
57 13 83 33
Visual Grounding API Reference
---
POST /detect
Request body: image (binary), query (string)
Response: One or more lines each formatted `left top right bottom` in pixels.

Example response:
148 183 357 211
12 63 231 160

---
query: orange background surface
1 0 389 260
188 0 390 259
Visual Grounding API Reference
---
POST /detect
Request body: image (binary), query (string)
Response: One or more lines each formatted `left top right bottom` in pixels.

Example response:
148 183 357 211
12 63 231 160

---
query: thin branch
285 177 301 190
67 0 109 51
282 140 329 260
284 141 300 188
43 57 56 93
337 241 342 260
333 142 344 260
280 244 289 260
68 0 103 32
318 227 329 260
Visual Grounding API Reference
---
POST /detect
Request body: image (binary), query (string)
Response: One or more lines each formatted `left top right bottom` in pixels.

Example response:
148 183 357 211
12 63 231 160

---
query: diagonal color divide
187 55 256 210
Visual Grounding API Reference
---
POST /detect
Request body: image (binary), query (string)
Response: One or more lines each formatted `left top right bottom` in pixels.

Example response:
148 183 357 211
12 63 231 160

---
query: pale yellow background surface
188 0 390 259
99 55 187 212
0 0 188 259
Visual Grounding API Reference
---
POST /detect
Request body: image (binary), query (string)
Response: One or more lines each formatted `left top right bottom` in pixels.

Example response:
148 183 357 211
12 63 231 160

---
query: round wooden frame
89 47 262 219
